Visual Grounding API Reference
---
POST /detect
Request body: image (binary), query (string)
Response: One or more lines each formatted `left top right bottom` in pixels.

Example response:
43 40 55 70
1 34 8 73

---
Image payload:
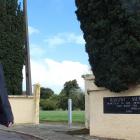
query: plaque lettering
104 96 140 114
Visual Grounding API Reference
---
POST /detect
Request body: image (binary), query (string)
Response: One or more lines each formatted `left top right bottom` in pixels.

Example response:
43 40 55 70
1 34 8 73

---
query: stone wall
83 75 140 140
8 84 40 124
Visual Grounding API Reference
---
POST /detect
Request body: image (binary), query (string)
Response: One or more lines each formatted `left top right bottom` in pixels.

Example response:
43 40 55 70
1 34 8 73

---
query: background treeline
40 79 85 111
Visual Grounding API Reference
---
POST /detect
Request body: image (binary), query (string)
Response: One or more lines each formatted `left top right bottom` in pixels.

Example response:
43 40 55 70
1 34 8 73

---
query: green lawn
40 110 85 123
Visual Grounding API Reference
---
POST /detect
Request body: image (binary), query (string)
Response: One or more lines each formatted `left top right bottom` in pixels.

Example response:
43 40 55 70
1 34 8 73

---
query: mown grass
40 110 85 123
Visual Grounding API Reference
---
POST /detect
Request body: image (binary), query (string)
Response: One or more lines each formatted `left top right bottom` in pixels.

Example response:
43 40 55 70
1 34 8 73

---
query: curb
0 128 44 140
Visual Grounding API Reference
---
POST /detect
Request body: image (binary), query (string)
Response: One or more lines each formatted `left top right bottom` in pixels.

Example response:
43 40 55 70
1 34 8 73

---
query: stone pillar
33 83 40 124
82 74 94 129
83 74 140 140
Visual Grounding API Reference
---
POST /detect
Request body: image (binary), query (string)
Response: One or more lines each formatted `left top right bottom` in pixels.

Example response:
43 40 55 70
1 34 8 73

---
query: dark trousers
0 64 14 126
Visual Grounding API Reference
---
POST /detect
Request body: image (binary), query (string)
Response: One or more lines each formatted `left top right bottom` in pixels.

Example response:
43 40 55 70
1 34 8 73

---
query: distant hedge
40 99 58 110
0 0 25 95
75 0 140 92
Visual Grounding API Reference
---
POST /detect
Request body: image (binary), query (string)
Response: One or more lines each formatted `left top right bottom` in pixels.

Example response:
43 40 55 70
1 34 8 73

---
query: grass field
40 110 85 123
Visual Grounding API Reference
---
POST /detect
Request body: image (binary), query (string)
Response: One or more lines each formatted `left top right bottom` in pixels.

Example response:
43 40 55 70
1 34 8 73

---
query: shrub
40 87 54 99
40 98 59 110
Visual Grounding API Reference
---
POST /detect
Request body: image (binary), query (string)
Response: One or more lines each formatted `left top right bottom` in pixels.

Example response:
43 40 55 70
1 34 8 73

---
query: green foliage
40 99 57 110
40 81 85 111
75 0 140 92
59 80 85 110
40 87 54 99
62 79 79 97
72 91 85 110
40 94 60 110
58 94 68 110
0 0 25 95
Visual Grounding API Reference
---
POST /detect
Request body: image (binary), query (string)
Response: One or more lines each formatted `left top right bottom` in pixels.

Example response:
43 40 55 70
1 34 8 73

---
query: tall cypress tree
0 0 25 95
75 0 140 92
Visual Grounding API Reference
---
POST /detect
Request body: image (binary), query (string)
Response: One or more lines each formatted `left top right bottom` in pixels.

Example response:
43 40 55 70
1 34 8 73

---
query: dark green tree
61 79 79 97
40 94 60 110
40 87 54 99
59 80 85 110
75 0 140 92
0 0 24 95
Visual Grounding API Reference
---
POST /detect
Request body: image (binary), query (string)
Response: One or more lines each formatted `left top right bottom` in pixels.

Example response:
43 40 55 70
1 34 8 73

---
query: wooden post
23 0 32 95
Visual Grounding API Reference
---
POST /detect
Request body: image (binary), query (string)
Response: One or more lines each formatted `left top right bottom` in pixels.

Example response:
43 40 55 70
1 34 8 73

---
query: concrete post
33 83 40 124
68 98 72 128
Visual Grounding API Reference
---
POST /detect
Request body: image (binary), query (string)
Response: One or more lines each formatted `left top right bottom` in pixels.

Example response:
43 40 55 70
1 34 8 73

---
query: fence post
68 98 72 128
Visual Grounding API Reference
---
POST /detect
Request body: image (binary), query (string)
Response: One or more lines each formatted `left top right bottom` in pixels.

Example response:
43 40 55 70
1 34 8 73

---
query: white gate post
68 98 72 128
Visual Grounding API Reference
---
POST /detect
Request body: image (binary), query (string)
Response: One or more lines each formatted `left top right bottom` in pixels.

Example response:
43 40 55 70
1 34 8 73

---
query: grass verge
40 110 85 123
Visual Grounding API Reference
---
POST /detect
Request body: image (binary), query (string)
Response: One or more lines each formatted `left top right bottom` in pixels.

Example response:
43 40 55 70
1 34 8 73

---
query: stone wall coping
83 74 140 93
82 74 95 80
87 88 106 94
8 95 34 98
88 85 140 94
83 74 106 91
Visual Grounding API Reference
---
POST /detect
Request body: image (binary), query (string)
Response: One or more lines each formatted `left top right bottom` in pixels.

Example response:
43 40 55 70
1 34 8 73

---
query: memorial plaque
104 96 140 114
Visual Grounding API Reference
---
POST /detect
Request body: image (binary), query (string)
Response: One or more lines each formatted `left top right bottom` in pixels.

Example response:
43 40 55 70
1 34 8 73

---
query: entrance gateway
83 74 140 140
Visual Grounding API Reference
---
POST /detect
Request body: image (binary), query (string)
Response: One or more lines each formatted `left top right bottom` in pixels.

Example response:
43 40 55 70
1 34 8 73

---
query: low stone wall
83 75 140 140
8 84 40 124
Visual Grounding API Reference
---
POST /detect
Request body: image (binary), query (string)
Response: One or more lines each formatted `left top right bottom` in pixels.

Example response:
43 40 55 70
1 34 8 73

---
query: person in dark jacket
0 64 14 127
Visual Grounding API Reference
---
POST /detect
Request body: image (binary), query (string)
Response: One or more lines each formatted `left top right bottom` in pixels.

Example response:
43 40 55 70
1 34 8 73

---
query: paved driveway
0 123 117 140
0 129 39 140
